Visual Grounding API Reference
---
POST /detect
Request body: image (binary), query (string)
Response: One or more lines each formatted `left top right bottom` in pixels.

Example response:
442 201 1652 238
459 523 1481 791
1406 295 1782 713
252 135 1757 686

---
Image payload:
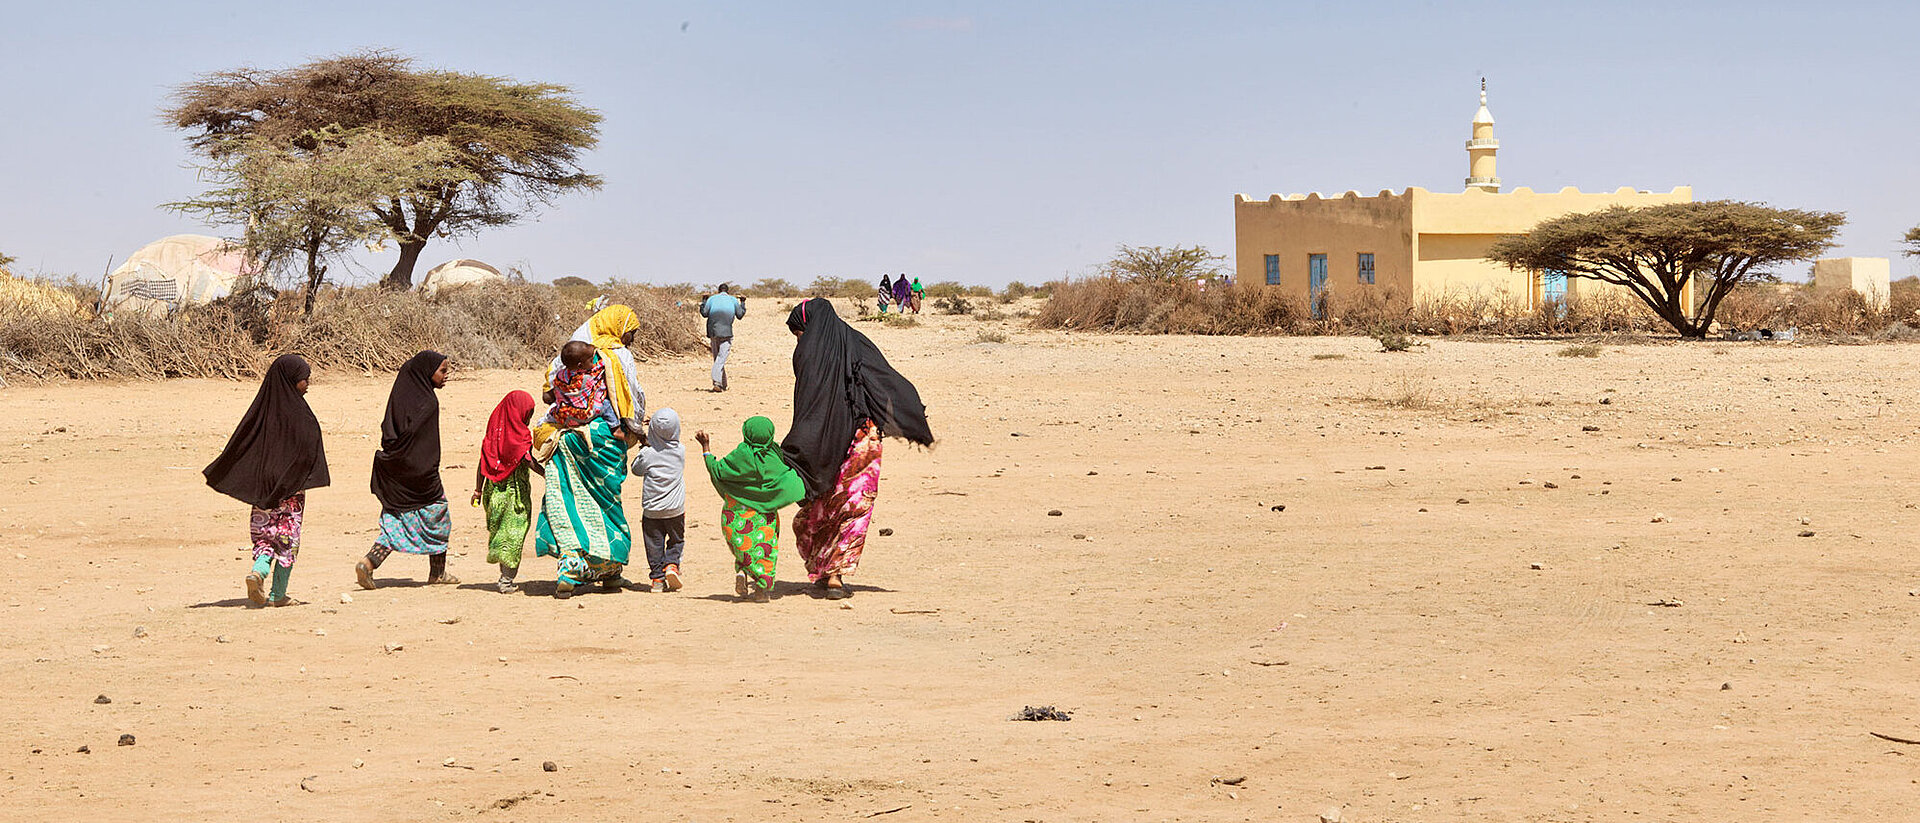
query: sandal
555 579 575 600
354 560 376 590
428 572 461 585
267 596 305 607
735 571 751 599
245 572 267 606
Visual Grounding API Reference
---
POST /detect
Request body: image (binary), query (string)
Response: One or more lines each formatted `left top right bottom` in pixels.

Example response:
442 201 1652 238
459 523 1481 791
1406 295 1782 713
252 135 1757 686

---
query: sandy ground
3 299 1919 822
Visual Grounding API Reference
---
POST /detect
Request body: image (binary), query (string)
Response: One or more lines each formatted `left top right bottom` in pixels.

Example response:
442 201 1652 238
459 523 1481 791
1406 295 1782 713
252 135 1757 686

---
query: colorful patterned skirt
377 500 451 555
250 493 305 568
482 464 533 567
792 420 883 581
534 419 631 584
722 494 782 592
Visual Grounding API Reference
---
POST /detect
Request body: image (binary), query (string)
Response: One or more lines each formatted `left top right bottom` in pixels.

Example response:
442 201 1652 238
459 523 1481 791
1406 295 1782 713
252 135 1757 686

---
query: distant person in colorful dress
908 277 925 314
891 274 912 314
473 390 541 594
695 415 805 602
877 274 894 314
357 351 459 589
203 353 329 607
699 284 747 393
782 298 935 599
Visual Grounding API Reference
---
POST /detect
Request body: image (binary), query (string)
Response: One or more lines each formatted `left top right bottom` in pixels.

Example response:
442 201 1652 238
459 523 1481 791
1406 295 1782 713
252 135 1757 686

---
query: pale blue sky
2 1 1914 287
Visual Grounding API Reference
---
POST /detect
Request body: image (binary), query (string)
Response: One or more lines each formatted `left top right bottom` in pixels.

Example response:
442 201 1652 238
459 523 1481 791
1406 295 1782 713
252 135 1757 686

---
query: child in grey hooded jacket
631 408 687 591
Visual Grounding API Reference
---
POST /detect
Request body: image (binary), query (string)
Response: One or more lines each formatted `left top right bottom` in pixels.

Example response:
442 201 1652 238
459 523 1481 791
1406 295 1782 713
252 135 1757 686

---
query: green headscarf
705 416 806 513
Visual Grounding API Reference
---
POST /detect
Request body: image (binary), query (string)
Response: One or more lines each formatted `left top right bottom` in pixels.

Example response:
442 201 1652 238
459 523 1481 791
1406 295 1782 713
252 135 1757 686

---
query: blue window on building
1357 253 1375 285
1264 254 1280 285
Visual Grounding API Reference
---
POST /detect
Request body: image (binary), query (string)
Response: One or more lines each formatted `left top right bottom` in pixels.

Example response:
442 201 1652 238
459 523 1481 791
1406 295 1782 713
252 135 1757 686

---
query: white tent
103 234 252 316
419 259 505 297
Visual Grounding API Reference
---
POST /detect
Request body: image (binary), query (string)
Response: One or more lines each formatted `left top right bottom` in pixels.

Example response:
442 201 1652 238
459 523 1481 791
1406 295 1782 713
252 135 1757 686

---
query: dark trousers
641 515 685 579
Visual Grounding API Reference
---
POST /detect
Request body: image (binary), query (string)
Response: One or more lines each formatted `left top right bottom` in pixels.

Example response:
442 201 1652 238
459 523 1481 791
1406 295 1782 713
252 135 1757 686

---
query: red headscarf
480 390 535 482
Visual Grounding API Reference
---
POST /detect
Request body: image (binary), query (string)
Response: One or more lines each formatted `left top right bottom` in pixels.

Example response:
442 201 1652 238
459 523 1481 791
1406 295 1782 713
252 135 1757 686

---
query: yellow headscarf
585 305 641 423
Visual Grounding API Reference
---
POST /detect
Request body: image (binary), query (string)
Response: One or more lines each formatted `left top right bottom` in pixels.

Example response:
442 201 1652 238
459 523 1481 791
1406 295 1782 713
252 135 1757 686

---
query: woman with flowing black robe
781 298 934 599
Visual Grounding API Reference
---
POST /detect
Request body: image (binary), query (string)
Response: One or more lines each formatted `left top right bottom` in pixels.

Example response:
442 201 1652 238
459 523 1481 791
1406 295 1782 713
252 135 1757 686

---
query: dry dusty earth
3 301 1919 822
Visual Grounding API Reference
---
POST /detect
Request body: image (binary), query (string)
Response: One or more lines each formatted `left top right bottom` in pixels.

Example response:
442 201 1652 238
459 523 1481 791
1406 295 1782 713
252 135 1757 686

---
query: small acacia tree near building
1903 226 1920 256
166 50 602 289
1487 201 1843 338
1103 244 1226 284
168 127 475 315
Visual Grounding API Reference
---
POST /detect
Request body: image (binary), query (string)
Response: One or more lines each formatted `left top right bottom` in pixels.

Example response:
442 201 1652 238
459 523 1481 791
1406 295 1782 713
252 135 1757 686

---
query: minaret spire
1466 78 1500 192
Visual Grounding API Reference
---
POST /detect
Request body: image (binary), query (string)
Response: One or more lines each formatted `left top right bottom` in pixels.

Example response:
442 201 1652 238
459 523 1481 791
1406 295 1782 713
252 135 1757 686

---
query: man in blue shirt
699 283 747 392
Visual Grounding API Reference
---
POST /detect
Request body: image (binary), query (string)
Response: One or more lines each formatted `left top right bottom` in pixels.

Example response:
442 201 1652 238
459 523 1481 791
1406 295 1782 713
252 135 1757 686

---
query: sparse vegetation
806 276 873 298
1557 344 1602 357
881 314 917 328
934 295 974 315
975 330 1008 343
0 280 698 381
750 277 802 297
1102 244 1226 284
1310 353 1348 360
1374 327 1416 352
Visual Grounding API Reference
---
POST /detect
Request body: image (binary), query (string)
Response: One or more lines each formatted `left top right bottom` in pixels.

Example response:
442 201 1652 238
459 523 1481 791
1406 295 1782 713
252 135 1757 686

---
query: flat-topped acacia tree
166 50 601 289
1903 225 1919 256
1487 201 1843 338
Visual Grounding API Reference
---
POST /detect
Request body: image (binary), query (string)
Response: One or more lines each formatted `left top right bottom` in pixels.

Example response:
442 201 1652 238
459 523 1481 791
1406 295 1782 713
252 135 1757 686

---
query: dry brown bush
0 280 700 382
1034 277 1663 337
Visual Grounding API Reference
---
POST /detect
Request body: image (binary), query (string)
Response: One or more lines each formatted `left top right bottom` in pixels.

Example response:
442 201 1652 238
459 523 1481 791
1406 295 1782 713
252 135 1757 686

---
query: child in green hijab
695 416 806 602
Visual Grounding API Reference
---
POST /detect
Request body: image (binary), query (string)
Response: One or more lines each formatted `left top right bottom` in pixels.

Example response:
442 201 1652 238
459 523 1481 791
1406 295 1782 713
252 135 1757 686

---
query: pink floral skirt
792 421 882 580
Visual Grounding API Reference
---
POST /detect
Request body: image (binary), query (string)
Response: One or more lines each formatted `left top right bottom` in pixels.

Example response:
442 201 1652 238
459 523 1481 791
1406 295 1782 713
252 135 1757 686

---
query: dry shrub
1034 277 1306 334
1714 283 1888 336
0 280 701 382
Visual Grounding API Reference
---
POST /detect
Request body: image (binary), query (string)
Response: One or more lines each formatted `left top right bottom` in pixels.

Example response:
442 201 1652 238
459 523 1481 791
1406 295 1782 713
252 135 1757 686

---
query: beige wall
1233 191 1413 301
1235 185 1695 307
1812 257 1890 308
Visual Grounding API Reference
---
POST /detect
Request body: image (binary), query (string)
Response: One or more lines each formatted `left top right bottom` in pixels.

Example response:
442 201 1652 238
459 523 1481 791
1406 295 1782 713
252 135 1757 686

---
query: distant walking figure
782 298 934 599
700 284 747 392
203 354 329 607
877 274 894 314
357 351 459 589
891 274 911 312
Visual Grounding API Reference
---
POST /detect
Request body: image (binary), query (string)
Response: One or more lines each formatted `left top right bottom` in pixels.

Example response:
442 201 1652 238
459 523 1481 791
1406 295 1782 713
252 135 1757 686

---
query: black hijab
370 350 447 513
782 298 933 501
203 354 329 509
879 274 892 291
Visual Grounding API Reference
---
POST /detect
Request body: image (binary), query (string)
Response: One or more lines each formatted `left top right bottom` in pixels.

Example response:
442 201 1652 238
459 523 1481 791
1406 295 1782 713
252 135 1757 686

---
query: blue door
1308 254 1328 318
1541 269 1567 319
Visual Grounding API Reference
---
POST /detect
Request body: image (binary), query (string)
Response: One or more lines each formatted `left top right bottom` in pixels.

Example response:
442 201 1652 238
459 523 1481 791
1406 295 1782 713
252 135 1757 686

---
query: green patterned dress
482 463 533 567
534 419 631 584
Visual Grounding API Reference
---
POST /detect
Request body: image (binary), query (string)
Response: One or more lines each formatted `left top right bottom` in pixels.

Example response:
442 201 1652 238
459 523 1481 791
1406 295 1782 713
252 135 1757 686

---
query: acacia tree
1103 244 1226 284
165 50 602 288
1903 226 1919 256
1487 201 1843 338
168 128 475 314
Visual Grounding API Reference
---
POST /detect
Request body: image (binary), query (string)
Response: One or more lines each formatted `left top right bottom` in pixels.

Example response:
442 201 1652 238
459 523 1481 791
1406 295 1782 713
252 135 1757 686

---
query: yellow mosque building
1233 84 1692 311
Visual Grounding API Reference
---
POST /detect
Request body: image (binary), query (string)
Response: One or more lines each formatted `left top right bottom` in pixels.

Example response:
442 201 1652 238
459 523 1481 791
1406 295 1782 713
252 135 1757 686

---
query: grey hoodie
631 408 686 518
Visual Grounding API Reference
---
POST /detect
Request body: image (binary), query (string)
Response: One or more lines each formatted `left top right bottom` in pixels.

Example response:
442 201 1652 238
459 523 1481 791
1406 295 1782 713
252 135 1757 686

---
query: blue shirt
700 293 745 338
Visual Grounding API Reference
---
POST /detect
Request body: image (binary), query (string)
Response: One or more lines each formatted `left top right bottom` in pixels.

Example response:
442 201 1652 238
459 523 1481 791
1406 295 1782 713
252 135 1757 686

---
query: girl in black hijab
355 351 461 588
204 353 328 606
781 298 933 598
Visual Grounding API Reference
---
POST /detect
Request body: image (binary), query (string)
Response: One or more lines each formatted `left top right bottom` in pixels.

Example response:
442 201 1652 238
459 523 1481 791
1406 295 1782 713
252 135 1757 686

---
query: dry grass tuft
0 280 701 382
1557 344 1603 358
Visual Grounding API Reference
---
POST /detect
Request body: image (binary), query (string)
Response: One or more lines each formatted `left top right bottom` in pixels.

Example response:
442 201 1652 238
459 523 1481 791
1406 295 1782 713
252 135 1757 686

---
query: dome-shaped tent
103 235 253 316
419 259 505 297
